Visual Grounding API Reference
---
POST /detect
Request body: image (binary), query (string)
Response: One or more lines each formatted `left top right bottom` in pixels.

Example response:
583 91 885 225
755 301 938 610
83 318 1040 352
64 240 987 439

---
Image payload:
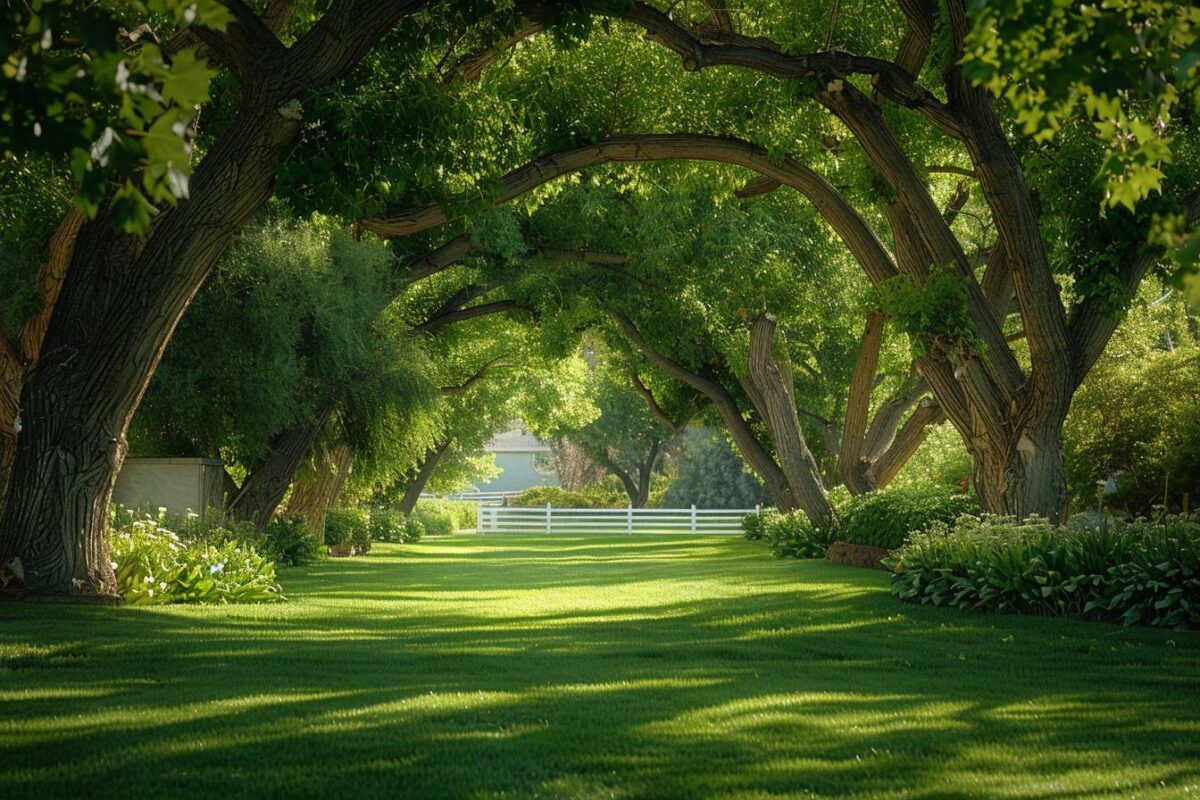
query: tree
0 1 453 599
555 359 690 507
367 2 1199 520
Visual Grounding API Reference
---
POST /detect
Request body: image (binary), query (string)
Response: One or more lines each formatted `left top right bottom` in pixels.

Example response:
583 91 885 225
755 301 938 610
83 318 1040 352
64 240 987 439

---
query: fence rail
476 505 758 535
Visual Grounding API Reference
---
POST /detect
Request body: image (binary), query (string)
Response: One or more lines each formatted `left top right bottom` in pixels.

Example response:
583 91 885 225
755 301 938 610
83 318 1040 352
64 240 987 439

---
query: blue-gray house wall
474 452 560 493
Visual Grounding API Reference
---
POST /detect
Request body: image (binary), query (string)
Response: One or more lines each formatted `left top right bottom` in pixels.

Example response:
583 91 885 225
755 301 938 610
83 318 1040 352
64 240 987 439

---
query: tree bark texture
284 441 352 541
398 440 450 515
228 409 331 531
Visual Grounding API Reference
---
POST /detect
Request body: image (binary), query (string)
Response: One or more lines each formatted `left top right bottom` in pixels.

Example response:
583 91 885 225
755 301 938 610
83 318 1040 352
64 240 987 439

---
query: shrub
742 509 775 541
509 484 628 509
414 501 454 536
664 428 771 509
262 517 323 566
765 511 832 559
325 507 369 548
837 485 978 551
370 509 407 543
413 498 473 532
109 515 283 604
403 515 425 542
888 515 1200 629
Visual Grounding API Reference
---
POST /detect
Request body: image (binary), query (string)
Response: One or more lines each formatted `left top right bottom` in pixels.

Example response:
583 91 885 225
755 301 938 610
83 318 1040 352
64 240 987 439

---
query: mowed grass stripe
1 534 1197 799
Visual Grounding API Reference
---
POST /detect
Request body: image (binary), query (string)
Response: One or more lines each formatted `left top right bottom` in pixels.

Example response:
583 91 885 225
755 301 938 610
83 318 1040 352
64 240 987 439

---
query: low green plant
741 509 775 541
262 518 323 566
403 515 425 542
837 485 978 551
413 502 455 536
325 508 370 549
370 509 406 542
764 511 832 559
509 484 628 509
888 515 1200 629
109 515 283 605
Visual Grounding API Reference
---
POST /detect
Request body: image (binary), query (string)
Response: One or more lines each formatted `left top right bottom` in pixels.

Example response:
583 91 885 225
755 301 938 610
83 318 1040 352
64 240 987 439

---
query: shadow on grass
1 534 1198 799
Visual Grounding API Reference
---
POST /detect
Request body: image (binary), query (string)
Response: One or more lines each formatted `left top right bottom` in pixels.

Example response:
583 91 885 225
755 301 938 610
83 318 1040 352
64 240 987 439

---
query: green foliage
878 266 982 355
509 484 629 509
261 518 323 567
663 429 771 510
838 486 980 551
1062 289 1200 513
369 509 425 543
428 499 476 531
370 509 407 543
766 511 832 559
741 510 773 541
404 516 426 543
324 508 370 549
108 514 282 605
889 515 1200 629
963 0 1198 213
412 501 455 536
1 0 232 232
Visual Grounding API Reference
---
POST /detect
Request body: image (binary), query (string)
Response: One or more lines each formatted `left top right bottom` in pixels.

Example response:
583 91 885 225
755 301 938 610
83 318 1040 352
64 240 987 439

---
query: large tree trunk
0 101 301 600
228 410 330 530
398 440 449 515
285 441 352 541
744 313 835 528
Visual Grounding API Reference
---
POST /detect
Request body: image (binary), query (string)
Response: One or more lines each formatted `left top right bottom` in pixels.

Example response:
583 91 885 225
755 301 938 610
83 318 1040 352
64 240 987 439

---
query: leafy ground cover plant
837 486 979 551
108 514 283 605
743 509 830 559
889 515 1200 629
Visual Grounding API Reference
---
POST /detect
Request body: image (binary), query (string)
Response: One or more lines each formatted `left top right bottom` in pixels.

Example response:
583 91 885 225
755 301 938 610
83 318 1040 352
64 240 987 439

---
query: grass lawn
2 534 1198 799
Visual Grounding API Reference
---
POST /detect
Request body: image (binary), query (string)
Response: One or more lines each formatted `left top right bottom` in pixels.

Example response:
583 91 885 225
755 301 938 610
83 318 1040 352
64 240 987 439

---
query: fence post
691 504 698 533
545 502 552 534
476 500 483 535
627 505 633 534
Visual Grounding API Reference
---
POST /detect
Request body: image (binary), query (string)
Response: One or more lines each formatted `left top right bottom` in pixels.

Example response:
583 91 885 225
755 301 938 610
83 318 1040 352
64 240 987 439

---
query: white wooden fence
476 505 758 535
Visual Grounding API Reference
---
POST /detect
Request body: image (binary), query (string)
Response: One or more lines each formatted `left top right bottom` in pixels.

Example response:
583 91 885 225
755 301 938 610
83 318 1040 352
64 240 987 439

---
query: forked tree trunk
744 313 835 528
285 441 352 541
598 439 661 508
228 409 331 530
398 440 449 515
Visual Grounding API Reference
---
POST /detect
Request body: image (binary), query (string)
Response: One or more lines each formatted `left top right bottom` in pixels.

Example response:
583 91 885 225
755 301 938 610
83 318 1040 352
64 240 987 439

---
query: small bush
413 502 454 536
403 515 425 542
837 485 978 551
414 498 474 532
325 507 370 548
742 510 775 541
370 509 407 543
889 515 1200 629
109 515 283 604
509 485 628 509
765 511 831 559
262 517 323 566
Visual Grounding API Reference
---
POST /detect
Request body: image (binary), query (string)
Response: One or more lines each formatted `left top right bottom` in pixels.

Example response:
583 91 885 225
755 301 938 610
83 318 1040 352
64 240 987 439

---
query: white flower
40 27 52 50
33 122 41 137
109 561 118 570
159 581 168 591
209 563 224 575
15 57 27 82
184 4 198 24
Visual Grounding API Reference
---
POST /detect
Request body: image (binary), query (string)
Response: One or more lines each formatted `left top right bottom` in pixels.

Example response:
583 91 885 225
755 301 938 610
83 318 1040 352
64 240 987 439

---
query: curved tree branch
363 133 899 286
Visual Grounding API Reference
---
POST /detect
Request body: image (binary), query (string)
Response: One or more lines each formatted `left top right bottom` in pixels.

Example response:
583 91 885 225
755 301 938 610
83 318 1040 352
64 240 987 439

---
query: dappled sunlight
2 535 1198 798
